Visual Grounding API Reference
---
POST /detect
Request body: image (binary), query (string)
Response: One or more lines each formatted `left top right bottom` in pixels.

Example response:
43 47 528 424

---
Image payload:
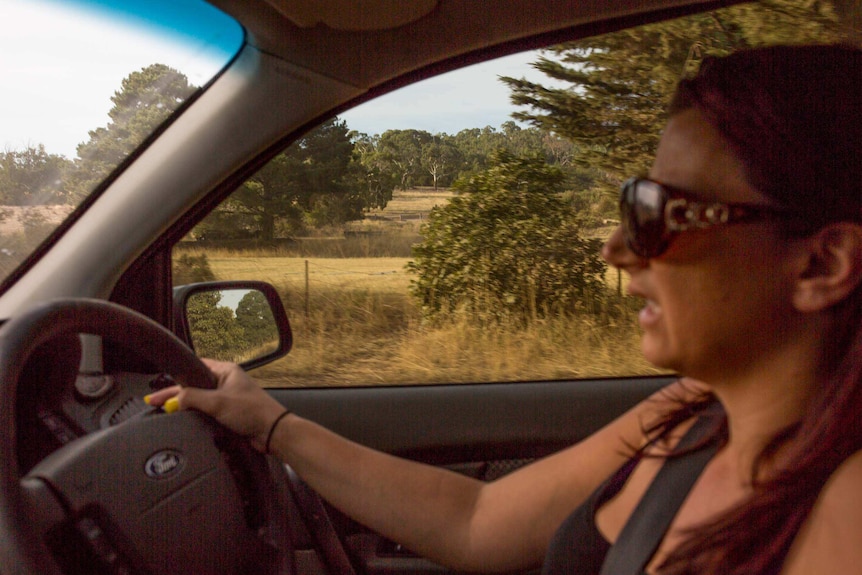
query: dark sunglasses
619 177 805 258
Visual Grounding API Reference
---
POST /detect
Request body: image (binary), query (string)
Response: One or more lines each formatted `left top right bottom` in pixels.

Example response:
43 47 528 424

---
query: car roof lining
210 0 732 89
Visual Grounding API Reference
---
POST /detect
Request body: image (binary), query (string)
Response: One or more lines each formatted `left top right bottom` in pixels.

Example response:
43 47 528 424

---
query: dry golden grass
251 310 662 388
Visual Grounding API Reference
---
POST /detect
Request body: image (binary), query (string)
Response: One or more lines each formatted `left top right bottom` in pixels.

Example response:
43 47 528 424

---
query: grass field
365 186 453 215
204 255 413 293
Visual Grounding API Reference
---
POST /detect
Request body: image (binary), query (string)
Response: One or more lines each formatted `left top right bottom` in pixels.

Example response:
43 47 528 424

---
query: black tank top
541 411 720 575
541 455 640 575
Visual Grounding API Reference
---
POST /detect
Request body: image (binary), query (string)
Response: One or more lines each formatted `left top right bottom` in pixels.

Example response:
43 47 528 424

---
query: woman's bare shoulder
813 449 862 519
824 448 862 489
782 449 862 574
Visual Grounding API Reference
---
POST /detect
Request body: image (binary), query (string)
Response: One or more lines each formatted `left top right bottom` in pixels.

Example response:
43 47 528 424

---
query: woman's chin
640 337 679 372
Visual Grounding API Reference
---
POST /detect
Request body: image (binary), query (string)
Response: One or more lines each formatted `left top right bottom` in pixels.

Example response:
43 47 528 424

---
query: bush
173 253 215 285
408 151 608 323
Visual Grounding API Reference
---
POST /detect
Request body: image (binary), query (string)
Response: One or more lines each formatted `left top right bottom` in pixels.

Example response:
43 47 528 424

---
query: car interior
0 0 856 573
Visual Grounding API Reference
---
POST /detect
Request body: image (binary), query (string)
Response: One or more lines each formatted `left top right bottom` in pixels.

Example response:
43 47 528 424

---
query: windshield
0 0 243 284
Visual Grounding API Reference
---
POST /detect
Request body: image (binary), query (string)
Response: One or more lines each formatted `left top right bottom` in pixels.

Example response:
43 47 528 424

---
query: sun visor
265 0 438 31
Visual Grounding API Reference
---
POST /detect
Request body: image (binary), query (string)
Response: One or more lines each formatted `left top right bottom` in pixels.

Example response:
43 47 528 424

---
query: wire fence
277 259 413 318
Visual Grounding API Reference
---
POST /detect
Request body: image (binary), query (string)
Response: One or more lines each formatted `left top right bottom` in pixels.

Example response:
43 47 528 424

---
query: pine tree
500 1 849 197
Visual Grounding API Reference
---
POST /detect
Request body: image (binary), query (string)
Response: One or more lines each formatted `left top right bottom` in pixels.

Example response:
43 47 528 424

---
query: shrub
173 253 215 285
408 150 608 323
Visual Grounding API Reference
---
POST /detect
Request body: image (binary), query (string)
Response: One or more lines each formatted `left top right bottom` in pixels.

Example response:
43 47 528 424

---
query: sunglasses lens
620 179 668 258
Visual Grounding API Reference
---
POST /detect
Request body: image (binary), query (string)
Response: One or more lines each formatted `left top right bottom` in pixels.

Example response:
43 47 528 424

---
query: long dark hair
657 44 862 575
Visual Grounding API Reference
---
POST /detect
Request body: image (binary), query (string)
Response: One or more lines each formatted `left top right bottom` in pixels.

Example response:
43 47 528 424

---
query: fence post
305 259 310 320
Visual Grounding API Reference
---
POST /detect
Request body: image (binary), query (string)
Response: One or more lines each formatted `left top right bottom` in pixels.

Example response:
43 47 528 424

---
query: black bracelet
265 409 291 454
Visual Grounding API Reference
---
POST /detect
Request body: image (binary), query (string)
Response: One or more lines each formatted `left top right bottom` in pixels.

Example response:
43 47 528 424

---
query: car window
174 0 852 387
0 0 243 287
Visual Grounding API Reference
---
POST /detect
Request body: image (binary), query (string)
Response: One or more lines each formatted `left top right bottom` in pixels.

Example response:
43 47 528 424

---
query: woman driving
147 43 862 574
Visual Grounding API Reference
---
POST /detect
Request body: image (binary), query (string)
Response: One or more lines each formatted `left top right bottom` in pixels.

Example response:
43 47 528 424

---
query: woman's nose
601 225 640 269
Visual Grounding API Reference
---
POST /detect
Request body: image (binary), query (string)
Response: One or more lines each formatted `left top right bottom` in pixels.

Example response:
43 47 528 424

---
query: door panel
272 377 670 461
268 376 674 574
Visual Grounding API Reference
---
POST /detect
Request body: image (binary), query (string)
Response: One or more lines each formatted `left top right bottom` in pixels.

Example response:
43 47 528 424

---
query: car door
271 378 670 574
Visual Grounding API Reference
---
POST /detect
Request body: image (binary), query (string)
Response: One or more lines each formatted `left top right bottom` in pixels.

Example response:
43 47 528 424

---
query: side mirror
172 281 292 371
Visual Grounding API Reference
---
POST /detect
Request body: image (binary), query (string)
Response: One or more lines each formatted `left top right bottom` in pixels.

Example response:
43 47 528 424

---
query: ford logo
144 450 184 479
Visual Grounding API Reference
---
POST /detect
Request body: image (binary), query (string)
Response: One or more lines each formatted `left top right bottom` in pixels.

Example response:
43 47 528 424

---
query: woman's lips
626 282 661 329
638 299 661 328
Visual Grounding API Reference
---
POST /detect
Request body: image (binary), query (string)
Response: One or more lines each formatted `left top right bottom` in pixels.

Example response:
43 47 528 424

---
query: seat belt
599 412 720 575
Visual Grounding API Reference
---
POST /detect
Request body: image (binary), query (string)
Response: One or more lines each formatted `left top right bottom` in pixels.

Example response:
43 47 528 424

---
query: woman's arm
147 360 691 572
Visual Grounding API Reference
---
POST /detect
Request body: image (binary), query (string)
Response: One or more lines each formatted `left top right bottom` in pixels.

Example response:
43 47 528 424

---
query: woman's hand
145 358 288 452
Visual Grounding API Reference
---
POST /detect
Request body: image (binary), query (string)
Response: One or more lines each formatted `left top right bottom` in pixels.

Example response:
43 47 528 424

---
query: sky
1 0 242 159
340 50 550 138
2 0 555 159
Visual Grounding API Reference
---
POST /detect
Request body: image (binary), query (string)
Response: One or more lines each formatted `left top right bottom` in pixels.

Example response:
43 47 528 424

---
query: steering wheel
0 298 294 574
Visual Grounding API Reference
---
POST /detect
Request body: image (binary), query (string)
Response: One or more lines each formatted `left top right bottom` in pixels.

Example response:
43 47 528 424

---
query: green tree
408 151 607 323
186 291 245 359
222 153 306 239
235 290 278 349
352 124 582 194
499 121 547 158
445 124 576 184
201 118 380 238
0 145 73 205
450 126 506 176
299 118 365 227
500 0 850 196
421 138 462 190
351 132 399 208
69 64 195 199
377 129 433 189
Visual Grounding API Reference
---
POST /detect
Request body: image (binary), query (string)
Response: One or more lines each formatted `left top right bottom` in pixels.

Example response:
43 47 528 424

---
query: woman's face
603 108 804 381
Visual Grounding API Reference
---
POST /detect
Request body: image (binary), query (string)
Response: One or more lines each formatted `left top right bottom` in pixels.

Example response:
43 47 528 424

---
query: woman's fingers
144 359 284 451
144 385 181 407
145 359 249 408
144 381 233 418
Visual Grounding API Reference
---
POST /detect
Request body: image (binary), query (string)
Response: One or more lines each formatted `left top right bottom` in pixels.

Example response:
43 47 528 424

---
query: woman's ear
793 222 862 312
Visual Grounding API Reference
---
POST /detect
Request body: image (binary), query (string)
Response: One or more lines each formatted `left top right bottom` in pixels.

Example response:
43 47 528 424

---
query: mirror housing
172 281 291 371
